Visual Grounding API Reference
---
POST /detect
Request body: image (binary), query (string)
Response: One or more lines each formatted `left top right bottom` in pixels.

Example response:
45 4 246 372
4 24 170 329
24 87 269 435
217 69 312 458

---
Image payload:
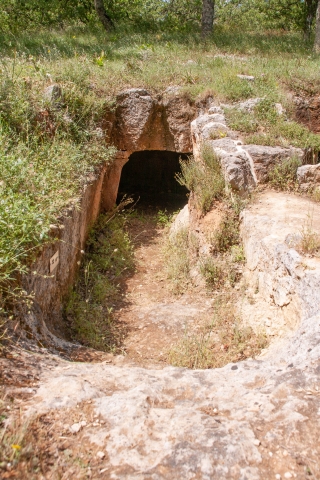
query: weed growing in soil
200 255 242 289
157 209 177 227
167 292 267 369
162 227 191 294
176 145 225 214
213 211 240 253
268 156 302 191
65 208 134 352
298 213 320 255
0 394 31 470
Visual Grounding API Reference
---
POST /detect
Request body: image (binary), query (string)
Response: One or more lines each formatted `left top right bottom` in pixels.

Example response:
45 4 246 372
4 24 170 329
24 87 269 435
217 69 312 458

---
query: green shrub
176 145 225 214
268 156 302 191
214 214 240 253
157 209 177 227
65 210 134 352
199 257 224 288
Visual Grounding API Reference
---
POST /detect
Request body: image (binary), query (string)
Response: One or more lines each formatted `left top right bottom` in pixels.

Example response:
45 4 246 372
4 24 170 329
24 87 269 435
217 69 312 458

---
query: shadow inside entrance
117 150 190 212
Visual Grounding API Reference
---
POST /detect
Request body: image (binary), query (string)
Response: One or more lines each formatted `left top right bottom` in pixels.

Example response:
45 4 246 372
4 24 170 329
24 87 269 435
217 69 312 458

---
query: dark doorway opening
117 150 190 211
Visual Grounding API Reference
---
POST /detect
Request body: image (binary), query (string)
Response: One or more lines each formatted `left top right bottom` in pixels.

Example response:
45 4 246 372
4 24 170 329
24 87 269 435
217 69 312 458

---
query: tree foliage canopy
0 0 318 36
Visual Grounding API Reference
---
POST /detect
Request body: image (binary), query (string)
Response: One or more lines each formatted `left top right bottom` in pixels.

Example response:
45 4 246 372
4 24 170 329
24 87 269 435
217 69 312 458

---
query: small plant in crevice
268 156 302 191
199 252 243 290
298 212 320 256
157 209 177 227
200 193 247 290
176 144 225 214
65 206 134 352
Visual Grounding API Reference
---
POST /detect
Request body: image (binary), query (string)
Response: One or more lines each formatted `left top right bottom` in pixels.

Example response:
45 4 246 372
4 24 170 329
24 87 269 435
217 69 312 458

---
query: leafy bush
199 257 224 288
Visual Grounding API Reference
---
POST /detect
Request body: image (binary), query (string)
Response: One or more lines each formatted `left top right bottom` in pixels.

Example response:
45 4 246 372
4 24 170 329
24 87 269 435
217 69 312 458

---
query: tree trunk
94 0 115 32
201 0 215 38
315 0 320 51
304 0 317 40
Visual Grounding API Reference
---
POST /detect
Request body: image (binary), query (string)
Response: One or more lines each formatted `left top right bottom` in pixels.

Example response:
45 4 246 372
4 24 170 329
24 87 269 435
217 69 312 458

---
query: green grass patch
226 99 320 149
65 209 134 352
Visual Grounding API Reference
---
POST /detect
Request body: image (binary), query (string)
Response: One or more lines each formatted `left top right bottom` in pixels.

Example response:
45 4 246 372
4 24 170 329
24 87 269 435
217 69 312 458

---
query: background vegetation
0 0 319 37
1 0 320 342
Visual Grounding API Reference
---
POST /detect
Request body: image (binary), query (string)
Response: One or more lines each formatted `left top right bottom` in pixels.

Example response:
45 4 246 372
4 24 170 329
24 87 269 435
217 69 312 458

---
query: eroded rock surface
9 191 318 479
243 145 303 183
297 164 320 191
241 191 320 338
191 109 304 193
112 88 195 154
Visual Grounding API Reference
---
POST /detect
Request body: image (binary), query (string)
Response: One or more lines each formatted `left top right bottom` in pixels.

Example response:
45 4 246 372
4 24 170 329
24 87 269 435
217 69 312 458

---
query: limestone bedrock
26 192 320 479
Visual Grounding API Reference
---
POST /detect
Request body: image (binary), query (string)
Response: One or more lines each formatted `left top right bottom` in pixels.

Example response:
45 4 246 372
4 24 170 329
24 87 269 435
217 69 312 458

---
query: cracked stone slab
243 145 304 183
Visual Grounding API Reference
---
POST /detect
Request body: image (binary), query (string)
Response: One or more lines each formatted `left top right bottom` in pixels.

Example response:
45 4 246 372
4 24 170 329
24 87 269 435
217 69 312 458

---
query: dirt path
111 211 213 367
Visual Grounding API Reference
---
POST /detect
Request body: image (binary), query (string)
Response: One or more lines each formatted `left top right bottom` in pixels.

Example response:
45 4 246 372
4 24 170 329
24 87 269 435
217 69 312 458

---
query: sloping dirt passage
112 207 213 367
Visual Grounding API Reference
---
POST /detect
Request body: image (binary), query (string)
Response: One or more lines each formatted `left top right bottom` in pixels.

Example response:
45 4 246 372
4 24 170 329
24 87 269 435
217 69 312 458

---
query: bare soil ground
110 211 213 367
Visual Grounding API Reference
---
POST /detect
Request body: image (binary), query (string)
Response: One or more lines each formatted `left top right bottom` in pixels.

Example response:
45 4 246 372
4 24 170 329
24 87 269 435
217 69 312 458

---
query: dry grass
167 291 267 369
298 213 320 255
0 393 32 473
162 227 192 294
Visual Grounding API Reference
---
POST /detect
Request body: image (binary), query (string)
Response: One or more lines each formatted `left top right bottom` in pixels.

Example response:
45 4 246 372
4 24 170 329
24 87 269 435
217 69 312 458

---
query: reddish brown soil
109 213 212 367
